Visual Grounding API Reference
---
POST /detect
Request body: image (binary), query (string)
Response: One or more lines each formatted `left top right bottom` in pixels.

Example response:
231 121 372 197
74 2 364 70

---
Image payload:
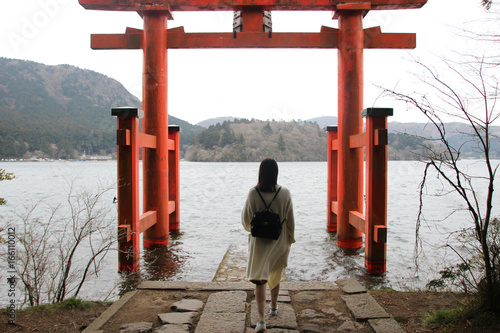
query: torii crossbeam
79 0 426 274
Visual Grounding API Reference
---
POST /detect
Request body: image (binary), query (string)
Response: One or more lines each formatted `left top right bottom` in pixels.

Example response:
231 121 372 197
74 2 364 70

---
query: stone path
212 245 248 282
83 247 404 333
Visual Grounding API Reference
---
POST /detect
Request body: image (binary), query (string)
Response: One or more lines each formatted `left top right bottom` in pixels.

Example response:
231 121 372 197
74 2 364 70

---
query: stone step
195 290 247 333
250 300 298 331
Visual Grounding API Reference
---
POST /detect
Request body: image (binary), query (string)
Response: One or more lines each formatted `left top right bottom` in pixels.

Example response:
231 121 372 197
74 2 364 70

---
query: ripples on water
0 160 498 304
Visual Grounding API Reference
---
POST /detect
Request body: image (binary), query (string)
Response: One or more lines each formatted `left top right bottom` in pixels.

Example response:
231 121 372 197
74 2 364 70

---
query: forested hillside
185 118 500 162
186 119 328 162
0 58 202 159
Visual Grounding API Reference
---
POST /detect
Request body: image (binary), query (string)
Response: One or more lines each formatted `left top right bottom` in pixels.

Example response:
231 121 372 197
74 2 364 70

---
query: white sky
0 0 496 125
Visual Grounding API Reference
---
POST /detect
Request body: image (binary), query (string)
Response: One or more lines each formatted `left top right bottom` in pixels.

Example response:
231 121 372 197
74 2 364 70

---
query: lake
1 160 499 305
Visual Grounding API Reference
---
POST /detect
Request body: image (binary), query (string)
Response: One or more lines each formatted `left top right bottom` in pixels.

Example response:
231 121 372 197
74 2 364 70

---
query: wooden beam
167 139 175 151
92 33 141 49
374 128 388 146
118 224 131 242
349 132 366 149
116 129 130 146
331 201 338 215
364 26 416 48
168 200 176 215
92 25 416 50
168 31 339 49
79 0 427 12
139 210 157 233
349 211 366 233
374 225 387 243
139 133 156 149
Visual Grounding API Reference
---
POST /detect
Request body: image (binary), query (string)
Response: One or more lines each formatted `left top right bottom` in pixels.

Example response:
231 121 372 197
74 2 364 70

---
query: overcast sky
0 0 496 125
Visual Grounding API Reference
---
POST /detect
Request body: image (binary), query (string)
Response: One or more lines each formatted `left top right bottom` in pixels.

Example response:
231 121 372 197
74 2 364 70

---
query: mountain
196 116 235 128
307 116 338 128
0 58 203 159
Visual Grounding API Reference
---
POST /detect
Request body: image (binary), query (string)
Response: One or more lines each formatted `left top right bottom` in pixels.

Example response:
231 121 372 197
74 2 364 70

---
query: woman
241 158 295 332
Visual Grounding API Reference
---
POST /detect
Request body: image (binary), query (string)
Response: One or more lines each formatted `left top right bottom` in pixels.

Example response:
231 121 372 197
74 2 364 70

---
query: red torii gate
79 0 426 274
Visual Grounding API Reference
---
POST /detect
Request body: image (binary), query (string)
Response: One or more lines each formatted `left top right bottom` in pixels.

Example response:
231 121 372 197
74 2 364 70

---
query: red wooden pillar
168 125 180 232
336 7 365 249
364 107 391 274
113 107 142 271
327 126 338 232
142 8 170 248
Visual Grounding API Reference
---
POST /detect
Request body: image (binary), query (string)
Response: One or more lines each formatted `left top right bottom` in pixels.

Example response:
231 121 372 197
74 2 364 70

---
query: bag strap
255 186 282 209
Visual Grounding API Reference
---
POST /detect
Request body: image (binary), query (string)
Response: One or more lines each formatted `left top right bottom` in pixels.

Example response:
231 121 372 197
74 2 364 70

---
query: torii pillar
139 4 171 248
336 4 365 250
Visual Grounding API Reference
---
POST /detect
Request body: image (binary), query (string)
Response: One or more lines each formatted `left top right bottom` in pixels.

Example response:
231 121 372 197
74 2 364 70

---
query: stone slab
341 293 390 320
154 324 190 333
119 321 153 333
195 312 246 333
203 290 247 313
83 290 137 333
171 299 204 312
158 312 197 325
369 318 405 333
266 289 290 296
336 278 366 294
138 281 339 292
266 295 291 303
280 281 338 291
250 300 298 330
138 281 254 291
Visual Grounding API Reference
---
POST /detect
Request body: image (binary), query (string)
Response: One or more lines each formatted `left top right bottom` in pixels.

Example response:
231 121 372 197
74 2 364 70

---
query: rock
171 299 204 312
154 324 191 333
322 306 343 317
300 323 322 333
337 320 364 332
158 312 197 325
119 322 153 333
300 309 324 318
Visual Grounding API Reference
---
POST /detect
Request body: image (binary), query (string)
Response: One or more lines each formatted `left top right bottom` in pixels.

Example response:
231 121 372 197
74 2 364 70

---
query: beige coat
241 185 295 289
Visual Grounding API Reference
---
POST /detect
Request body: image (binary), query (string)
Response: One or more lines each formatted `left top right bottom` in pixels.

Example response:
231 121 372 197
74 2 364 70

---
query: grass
423 307 463 327
2 297 111 314
423 295 500 331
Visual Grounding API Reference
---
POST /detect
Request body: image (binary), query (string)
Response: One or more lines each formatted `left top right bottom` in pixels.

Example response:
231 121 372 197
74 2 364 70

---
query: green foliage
426 260 477 293
423 307 464 327
262 122 273 135
0 169 14 206
55 297 93 310
278 134 286 152
393 316 409 323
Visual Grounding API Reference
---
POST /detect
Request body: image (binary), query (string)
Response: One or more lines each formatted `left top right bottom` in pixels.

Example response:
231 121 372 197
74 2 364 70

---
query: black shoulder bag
250 187 283 240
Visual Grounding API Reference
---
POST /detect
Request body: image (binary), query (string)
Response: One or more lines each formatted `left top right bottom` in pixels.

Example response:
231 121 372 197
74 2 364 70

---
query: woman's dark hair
256 158 279 192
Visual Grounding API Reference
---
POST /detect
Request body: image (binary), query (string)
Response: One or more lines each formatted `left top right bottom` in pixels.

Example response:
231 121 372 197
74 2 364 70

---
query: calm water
1 160 499 305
